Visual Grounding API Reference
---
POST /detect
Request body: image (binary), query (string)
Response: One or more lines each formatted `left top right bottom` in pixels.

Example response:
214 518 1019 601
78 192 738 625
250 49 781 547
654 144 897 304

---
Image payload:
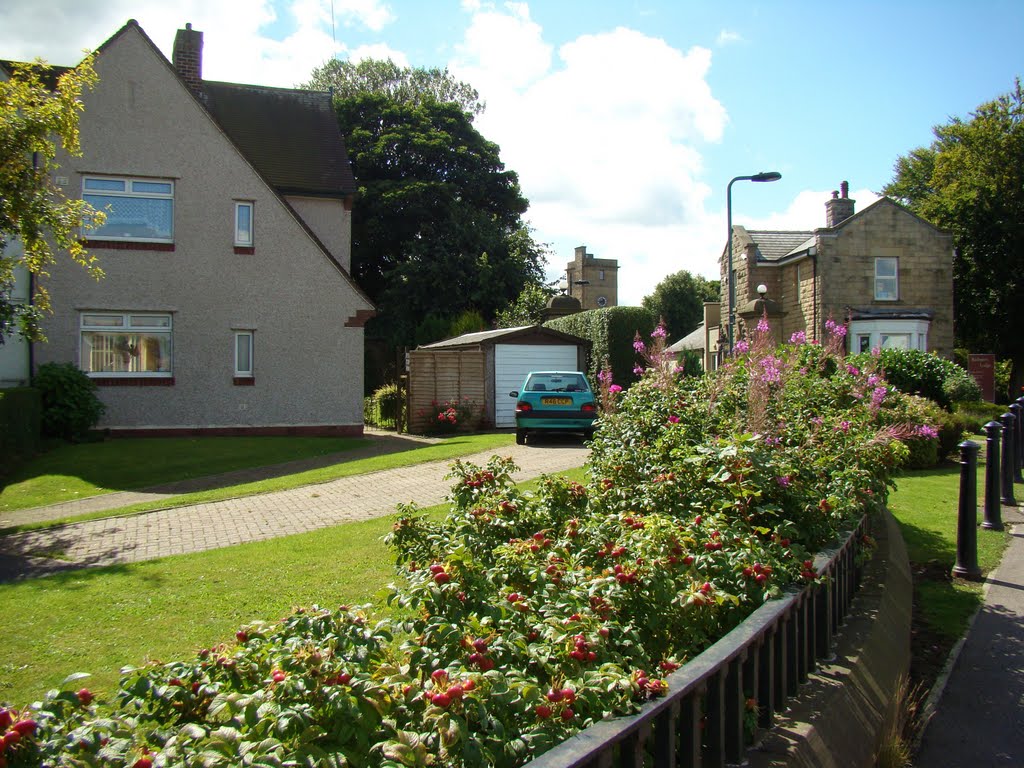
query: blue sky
3 0 1021 305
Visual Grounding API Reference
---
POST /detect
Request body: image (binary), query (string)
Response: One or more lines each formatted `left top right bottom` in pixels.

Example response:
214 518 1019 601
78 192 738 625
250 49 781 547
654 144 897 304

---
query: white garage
407 326 590 433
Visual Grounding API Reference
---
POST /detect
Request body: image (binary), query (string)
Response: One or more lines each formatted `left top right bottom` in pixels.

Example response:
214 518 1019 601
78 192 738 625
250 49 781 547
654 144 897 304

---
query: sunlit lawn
0 469 586 707
1 432 515 532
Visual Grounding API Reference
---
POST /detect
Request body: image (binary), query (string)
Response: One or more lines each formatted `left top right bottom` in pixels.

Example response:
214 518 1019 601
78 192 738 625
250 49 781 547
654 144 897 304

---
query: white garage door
495 344 579 427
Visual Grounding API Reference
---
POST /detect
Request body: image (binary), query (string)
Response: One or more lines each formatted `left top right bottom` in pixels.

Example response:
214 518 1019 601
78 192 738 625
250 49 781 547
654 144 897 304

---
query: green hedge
0 386 41 462
545 306 656 386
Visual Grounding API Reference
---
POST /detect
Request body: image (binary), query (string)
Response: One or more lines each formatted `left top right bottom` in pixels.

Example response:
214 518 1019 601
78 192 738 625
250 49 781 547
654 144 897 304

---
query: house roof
201 82 356 197
745 230 814 262
420 325 590 350
667 324 706 353
0 60 71 88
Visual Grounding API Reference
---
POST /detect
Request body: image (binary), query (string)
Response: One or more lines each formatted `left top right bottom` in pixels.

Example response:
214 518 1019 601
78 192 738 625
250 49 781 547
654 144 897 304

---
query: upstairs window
80 313 172 376
874 257 898 301
235 201 254 248
83 176 174 242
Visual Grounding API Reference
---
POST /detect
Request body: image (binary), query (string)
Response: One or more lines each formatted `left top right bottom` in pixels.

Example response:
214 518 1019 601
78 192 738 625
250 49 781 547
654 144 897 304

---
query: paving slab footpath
0 433 589 582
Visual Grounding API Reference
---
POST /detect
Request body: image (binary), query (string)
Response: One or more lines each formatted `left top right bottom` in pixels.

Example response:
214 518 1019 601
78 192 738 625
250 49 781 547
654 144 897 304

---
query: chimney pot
841 180 849 199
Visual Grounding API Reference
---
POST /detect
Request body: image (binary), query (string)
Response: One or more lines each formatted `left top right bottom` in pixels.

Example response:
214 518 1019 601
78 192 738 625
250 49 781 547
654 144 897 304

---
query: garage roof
419 325 590 350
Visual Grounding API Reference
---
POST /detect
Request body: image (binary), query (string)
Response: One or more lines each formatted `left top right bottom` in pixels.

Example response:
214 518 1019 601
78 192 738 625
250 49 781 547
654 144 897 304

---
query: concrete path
914 502 1024 766
0 433 589 582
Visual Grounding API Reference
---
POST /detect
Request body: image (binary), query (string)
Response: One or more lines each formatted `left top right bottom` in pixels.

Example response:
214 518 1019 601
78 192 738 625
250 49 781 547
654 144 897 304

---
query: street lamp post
726 171 782 355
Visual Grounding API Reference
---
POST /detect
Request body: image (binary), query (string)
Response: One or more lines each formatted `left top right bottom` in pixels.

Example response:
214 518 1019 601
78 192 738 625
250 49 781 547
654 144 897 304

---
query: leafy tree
1 57 104 344
495 282 555 328
641 270 719 340
304 58 484 117
883 79 1024 396
335 92 544 348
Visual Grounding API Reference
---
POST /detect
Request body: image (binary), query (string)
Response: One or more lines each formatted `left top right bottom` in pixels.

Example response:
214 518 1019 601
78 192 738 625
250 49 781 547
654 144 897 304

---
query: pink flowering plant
419 397 479 434
5 317 936 768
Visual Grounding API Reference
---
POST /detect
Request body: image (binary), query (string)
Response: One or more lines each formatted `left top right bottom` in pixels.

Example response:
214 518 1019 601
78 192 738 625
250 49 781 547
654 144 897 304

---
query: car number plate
542 396 572 405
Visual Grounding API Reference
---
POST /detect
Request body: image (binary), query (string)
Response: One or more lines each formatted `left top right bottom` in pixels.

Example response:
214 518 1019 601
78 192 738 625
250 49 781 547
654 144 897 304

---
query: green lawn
0 468 586 707
1 432 515 532
887 452 1014 641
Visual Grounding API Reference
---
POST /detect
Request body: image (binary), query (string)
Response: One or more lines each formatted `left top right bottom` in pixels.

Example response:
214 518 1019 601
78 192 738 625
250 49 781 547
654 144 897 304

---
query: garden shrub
849 348 980 410
32 362 105 442
372 382 404 422
4 320 933 767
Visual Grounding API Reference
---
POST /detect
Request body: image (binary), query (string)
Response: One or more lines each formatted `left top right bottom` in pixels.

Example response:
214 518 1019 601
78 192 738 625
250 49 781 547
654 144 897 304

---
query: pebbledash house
684 182 954 370
0 20 375 435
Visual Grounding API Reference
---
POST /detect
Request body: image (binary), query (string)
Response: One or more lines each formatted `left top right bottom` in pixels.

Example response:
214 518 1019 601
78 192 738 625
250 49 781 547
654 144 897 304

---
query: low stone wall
747 509 913 767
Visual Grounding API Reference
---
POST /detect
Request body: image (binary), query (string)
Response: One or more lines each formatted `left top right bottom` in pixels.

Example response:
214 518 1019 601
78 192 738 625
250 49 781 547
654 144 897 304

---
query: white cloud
716 29 743 46
333 0 395 32
349 43 409 66
741 187 881 232
450 4 729 304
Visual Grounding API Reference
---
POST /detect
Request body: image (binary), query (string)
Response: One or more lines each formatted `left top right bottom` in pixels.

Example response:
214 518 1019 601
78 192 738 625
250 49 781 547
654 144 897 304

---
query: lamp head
752 171 782 183
757 284 768 298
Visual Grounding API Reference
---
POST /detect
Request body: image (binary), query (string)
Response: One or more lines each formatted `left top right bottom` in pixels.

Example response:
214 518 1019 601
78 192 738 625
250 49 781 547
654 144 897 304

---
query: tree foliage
641 270 719 340
335 91 545 347
0 57 104 344
304 58 484 117
883 79 1024 394
495 282 555 328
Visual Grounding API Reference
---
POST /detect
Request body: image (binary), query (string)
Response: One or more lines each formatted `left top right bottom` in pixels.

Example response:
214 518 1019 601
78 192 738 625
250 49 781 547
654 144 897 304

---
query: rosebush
2 320 932 767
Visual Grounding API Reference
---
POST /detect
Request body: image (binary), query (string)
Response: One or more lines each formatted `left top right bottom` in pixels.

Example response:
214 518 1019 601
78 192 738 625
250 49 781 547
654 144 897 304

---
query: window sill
85 240 175 252
233 377 255 386
234 246 255 255
92 377 175 386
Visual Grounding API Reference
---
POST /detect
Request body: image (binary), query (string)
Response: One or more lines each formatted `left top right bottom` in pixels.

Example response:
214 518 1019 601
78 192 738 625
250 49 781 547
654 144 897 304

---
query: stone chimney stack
825 180 856 227
172 23 203 92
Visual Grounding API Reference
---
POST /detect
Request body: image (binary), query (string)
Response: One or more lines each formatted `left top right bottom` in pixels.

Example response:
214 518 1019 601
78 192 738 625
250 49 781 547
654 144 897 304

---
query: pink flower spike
609 384 623 394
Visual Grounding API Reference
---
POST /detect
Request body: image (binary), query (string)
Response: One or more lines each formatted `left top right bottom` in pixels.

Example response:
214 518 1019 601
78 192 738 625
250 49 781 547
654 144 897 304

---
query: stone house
1 21 375 435
714 181 954 364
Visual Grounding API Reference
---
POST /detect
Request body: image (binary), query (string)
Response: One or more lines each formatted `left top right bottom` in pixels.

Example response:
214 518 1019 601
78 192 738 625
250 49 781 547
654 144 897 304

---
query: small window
235 202 254 247
857 334 871 353
880 333 911 349
874 257 898 301
83 176 174 242
598 270 605 281
234 331 254 377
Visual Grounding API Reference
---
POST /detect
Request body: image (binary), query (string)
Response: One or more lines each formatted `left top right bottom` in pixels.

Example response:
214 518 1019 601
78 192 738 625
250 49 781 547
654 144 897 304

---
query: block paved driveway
0 435 590 582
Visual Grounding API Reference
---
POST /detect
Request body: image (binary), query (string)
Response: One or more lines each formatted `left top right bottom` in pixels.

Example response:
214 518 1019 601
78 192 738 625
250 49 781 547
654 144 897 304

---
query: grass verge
0 468 586 707
887 453 1015 698
1 432 515 533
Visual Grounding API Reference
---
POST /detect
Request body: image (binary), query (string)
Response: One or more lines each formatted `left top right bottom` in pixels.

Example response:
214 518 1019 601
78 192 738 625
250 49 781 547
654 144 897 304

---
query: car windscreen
524 374 589 392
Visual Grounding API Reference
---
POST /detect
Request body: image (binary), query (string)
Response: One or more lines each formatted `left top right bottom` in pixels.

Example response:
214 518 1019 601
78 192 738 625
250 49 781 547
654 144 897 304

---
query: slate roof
745 230 814 262
200 82 356 198
667 324 706 352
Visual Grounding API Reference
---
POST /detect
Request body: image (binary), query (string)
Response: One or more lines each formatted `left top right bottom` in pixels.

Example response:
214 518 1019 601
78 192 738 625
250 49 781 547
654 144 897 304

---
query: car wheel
583 429 595 443
516 429 527 445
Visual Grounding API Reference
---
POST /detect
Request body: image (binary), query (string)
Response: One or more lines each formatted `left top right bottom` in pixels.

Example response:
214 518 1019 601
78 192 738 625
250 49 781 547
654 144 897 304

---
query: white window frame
82 176 174 243
847 319 929 354
234 201 254 247
234 331 254 377
80 312 173 377
874 257 899 301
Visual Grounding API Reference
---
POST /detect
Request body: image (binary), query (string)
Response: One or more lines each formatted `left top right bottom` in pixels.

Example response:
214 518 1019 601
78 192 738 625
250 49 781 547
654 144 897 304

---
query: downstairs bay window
80 313 172 377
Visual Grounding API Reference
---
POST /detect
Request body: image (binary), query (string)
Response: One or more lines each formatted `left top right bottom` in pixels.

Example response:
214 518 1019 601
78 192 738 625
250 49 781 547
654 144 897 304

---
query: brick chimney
825 180 856 227
172 23 203 92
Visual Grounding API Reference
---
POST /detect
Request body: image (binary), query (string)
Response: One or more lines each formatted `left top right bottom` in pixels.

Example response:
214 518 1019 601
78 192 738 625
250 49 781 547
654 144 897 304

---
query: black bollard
953 440 982 580
1001 412 1017 506
1011 403 1024 483
983 421 1003 530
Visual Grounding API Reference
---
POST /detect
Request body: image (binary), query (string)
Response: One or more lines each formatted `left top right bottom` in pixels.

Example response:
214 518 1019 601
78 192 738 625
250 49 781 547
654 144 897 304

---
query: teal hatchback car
509 371 597 445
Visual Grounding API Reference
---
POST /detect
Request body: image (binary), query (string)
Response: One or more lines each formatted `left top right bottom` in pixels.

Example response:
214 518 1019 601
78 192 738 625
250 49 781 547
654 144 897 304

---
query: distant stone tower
565 245 618 310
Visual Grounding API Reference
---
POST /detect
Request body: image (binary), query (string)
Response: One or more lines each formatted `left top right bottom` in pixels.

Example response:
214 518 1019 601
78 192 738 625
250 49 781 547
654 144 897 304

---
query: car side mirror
509 391 519 397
